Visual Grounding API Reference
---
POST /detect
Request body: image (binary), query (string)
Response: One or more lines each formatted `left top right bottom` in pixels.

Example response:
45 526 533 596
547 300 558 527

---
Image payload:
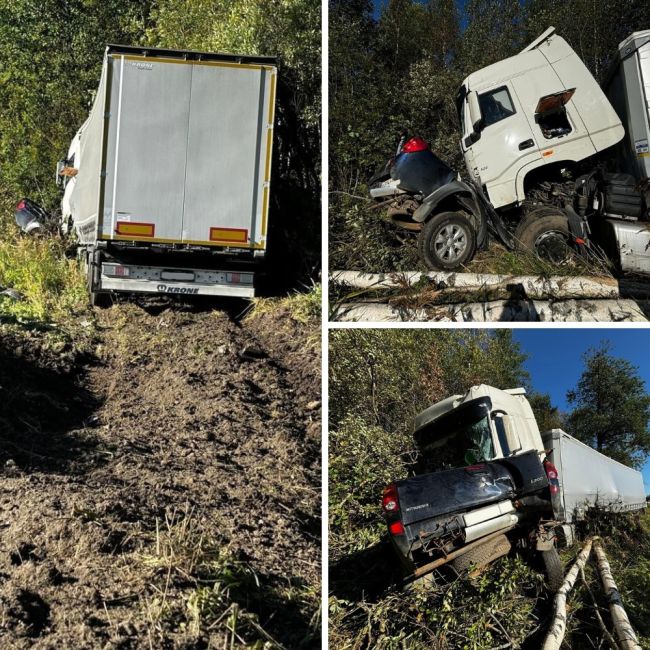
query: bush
329 415 413 558
0 222 86 322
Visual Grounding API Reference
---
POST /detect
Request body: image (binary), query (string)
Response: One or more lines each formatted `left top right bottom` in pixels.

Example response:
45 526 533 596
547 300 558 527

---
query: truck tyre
86 250 110 309
451 534 511 574
418 211 476 271
541 547 564 592
514 208 573 264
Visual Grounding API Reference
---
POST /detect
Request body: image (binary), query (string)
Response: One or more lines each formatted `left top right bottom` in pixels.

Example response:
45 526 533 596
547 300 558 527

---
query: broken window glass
535 89 574 139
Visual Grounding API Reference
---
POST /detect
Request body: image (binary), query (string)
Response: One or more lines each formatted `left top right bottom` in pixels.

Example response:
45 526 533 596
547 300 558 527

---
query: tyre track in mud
0 299 321 648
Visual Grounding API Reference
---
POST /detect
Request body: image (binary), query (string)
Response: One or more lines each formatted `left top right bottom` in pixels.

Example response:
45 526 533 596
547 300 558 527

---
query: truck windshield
414 398 495 473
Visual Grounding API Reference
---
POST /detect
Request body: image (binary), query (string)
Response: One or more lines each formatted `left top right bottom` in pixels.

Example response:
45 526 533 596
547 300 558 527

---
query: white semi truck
370 28 650 273
56 45 277 304
382 385 647 590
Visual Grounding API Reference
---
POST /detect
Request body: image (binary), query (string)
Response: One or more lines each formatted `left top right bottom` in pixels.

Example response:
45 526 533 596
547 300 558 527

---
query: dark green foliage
528 391 564 433
329 0 650 271
566 342 650 469
0 0 149 210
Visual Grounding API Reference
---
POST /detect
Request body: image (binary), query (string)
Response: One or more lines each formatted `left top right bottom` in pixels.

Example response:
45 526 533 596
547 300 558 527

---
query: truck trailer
58 45 277 304
381 385 646 590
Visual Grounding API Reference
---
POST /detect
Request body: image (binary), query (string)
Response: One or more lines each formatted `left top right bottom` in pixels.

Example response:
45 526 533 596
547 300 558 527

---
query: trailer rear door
100 52 276 251
101 55 192 242
182 62 276 250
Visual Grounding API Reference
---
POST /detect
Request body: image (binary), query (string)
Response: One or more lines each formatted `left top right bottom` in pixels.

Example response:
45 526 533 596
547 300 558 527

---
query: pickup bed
383 451 552 577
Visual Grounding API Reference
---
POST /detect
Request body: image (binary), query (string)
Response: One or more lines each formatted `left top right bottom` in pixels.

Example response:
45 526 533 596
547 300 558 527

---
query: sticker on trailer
635 138 649 154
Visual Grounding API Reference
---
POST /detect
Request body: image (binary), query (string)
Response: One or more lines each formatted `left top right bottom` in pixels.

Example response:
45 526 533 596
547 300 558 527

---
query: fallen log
331 270 650 301
334 299 648 322
593 543 641 650
579 566 617 649
542 539 593 650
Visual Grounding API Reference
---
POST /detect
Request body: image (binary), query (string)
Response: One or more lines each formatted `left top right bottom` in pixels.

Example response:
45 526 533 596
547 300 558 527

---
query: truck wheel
514 208 573 264
418 212 476 271
452 534 511 573
541 547 564 592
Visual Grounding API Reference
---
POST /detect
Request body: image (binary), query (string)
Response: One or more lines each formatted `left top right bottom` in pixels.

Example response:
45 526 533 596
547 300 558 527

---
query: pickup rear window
416 410 495 473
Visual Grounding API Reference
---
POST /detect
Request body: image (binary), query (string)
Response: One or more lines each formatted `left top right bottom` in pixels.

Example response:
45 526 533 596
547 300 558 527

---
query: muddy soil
0 299 321 649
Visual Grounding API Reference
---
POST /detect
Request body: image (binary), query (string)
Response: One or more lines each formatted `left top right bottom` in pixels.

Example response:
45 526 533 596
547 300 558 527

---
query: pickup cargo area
382 385 646 589
59 45 277 302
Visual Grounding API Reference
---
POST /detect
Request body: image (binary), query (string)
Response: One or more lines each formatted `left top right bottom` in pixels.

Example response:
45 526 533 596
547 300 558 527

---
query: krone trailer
542 428 647 523
58 45 277 304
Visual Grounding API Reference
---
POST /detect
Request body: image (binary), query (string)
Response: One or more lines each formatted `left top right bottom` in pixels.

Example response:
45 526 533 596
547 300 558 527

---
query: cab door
467 83 542 208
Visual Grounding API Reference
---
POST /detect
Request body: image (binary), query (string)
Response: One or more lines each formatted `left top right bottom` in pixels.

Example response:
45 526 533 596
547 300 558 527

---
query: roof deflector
521 26 556 53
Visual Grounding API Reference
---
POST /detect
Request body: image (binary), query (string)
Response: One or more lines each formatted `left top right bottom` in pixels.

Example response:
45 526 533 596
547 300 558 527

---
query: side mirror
468 91 483 134
464 131 480 148
56 160 65 186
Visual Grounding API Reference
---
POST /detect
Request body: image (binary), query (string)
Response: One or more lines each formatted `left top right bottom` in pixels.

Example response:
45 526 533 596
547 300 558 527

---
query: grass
330 510 650 649
0 219 87 323
330 554 544 649
246 282 322 325
141 505 283 647
139 505 321 648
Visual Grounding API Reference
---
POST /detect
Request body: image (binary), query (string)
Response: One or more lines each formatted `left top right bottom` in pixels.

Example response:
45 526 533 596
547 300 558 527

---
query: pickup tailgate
396 463 515 529
384 451 549 566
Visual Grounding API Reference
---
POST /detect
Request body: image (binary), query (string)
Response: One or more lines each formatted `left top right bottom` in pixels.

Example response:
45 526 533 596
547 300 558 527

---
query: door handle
518 139 534 150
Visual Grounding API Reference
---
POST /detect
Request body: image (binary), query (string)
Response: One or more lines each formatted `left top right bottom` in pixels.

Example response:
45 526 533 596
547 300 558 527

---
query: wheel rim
534 230 571 264
433 224 468 262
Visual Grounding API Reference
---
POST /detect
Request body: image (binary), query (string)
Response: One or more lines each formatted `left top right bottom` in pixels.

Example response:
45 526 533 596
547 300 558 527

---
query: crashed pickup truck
382 385 646 590
370 28 650 273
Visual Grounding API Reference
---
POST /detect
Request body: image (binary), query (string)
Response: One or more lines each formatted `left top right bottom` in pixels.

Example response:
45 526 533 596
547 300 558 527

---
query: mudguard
412 180 479 222
413 179 488 248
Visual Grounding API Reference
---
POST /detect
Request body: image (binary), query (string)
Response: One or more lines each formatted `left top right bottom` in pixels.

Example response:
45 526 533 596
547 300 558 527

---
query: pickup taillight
382 483 400 513
389 521 405 535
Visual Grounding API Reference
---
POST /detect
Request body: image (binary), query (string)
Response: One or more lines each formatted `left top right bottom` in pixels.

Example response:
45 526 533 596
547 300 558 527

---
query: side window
479 86 515 128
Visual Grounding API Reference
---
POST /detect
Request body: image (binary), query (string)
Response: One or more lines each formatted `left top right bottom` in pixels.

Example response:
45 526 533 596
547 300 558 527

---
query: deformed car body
382 385 646 590
370 28 650 274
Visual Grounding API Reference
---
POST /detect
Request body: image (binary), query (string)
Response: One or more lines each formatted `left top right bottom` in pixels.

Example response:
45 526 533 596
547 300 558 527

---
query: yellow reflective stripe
101 234 265 249
261 71 276 237
115 222 155 237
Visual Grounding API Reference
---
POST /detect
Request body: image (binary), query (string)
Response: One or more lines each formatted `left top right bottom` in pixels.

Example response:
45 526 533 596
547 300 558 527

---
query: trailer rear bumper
98 263 255 298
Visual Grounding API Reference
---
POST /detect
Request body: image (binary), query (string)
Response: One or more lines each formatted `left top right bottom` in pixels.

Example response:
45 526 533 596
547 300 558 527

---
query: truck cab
458 27 624 209
414 385 545 468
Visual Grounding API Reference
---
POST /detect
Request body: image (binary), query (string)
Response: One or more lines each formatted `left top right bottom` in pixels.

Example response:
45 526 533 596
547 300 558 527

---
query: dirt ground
0 298 321 649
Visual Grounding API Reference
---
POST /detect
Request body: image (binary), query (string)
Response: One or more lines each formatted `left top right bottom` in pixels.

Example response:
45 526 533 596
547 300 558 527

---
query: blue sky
512 329 650 492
